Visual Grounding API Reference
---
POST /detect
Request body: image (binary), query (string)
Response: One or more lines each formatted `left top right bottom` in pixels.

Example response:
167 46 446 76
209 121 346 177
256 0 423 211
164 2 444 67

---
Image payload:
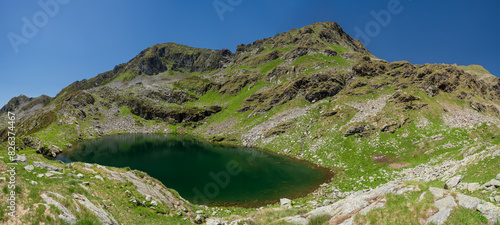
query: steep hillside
1 21 500 224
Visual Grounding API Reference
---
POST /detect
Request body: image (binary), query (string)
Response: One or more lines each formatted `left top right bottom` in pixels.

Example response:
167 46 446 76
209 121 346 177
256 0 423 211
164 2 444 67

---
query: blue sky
1 0 499 106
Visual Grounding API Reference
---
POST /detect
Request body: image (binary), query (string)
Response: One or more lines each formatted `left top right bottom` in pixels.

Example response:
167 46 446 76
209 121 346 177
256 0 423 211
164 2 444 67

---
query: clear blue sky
1 0 499 106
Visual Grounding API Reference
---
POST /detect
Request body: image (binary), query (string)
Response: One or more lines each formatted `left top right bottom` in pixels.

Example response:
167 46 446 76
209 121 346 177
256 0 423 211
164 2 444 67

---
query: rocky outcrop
41 193 77 224
73 194 118 225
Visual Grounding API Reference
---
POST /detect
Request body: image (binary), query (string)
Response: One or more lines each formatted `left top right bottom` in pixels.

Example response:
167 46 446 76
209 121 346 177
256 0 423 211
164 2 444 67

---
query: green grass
445 207 489 225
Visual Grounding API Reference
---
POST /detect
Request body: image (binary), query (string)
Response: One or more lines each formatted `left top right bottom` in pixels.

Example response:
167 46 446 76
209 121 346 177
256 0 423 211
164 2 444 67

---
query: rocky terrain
1 21 500 224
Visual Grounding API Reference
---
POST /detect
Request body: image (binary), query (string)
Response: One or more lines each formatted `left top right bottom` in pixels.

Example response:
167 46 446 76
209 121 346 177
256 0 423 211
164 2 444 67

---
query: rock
130 199 138 206
41 193 77 224
30 181 38 185
24 165 34 171
73 193 118 225
12 154 28 164
444 175 462 189
283 215 308 225
151 200 158 206
37 174 44 178
477 202 500 223
280 198 292 208
495 196 500 202
196 210 203 214
195 214 203 224
496 173 500 180
93 175 104 181
75 173 84 179
33 161 63 171
344 125 369 137
456 193 482 210
484 179 500 188
323 199 333 206
125 190 131 196
145 195 152 202
426 196 456 225
206 218 226 225
37 145 63 157
429 187 445 198
0 177 6 181
467 183 481 192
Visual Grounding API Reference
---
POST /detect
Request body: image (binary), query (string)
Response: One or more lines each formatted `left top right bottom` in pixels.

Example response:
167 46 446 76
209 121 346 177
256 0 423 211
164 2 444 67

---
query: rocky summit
1 21 500 224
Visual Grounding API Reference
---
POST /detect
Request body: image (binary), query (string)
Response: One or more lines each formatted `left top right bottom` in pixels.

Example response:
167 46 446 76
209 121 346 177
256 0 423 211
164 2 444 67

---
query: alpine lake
56 134 333 207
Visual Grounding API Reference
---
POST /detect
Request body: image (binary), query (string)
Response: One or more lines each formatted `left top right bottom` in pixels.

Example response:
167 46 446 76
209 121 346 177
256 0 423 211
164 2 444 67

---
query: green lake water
56 134 333 207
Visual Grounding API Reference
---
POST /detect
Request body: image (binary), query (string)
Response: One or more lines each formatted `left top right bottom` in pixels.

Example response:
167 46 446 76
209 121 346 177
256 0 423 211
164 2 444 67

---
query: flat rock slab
456 193 482 210
41 193 76 224
73 194 118 225
429 187 445 198
426 196 456 225
33 161 63 171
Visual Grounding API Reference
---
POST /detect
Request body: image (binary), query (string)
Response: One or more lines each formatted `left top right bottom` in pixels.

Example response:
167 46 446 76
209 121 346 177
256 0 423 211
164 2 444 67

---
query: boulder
12 154 28 164
344 125 369 137
495 196 500 202
145 195 152 202
496 173 500 180
280 198 292 208
75 173 84 179
467 183 481 192
33 161 63 171
477 202 500 223
24 165 34 172
36 145 63 158
484 179 500 188
151 200 158 206
444 175 462 189
30 181 38 185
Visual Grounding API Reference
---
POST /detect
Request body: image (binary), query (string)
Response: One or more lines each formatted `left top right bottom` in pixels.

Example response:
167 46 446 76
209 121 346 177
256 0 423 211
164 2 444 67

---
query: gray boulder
24 165 34 172
477 202 500 223
496 173 500 180
75 173 84 179
444 175 462 189
12 154 28 164
467 183 481 192
280 198 292 208
483 179 500 188
33 161 63 171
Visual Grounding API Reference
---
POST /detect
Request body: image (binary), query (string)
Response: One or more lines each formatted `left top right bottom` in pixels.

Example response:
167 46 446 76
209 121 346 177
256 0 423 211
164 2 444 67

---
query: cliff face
1 21 500 224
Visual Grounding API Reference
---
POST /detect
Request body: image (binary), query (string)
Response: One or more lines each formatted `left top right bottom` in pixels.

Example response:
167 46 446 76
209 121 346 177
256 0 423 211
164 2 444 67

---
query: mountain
1 21 500 224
